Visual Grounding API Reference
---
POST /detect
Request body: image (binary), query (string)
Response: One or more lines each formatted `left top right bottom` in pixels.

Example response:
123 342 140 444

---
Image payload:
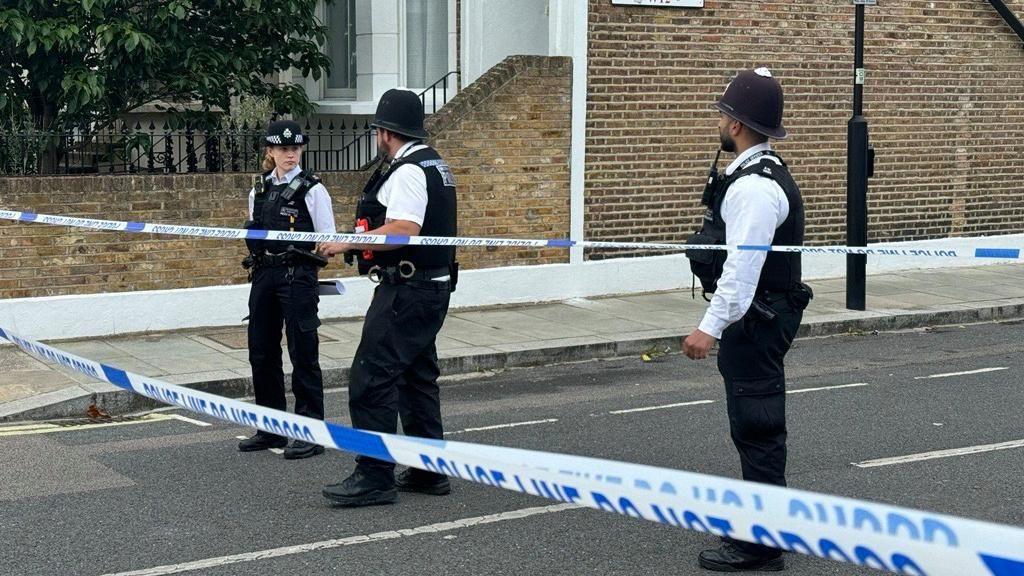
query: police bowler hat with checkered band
716 67 788 140
265 120 306 146
371 89 428 140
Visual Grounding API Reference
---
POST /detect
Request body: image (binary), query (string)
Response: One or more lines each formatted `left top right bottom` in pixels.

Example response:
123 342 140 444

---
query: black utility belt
750 283 814 320
258 254 309 268
253 246 329 269
758 282 813 299
367 261 455 289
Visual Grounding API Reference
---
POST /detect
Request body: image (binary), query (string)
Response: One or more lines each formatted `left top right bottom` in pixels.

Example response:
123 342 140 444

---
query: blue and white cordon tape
2 210 1022 260
1 326 1022 576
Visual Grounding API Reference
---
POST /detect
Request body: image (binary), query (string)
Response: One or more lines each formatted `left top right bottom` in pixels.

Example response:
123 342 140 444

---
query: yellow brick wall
0 56 573 298
584 0 1024 258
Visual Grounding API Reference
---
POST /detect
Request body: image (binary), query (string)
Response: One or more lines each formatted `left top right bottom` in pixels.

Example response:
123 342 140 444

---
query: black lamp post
847 0 875 310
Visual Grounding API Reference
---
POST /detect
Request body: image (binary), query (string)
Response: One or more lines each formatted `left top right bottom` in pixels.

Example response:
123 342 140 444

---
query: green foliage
220 95 274 168
221 95 274 131
0 0 330 134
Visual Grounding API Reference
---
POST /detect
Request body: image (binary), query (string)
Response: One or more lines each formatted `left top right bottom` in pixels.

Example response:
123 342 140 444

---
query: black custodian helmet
716 67 787 140
371 89 428 140
265 120 306 146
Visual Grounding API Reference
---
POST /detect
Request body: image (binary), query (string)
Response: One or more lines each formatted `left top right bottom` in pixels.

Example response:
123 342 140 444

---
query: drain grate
202 329 335 350
50 414 145 427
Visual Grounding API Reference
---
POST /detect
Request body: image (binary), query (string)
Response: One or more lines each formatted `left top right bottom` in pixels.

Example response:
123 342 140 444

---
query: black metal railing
421 71 460 115
0 71 460 176
336 70 462 170
0 119 379 176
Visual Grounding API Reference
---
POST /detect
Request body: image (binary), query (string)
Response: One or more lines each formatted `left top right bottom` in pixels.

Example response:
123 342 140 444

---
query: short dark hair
380 127 411 144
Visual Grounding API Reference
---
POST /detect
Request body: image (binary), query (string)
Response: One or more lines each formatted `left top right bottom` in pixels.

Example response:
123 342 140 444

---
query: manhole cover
203 329 335 350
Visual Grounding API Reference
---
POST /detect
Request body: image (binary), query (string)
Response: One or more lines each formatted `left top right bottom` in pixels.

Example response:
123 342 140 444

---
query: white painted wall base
2 234 1021 342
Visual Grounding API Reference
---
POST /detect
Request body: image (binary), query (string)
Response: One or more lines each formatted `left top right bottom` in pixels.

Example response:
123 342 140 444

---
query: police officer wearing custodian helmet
237 120 336 459
683 68 813 572
318 89 458 506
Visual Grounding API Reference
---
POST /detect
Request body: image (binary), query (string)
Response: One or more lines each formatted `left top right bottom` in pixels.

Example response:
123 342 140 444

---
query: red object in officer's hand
355 218 374 260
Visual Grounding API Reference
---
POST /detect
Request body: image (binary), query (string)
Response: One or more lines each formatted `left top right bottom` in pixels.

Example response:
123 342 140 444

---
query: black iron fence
0 119 379 176
1 71 460 176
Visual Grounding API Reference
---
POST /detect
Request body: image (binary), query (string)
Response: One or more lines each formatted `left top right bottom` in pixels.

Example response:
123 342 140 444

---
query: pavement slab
4 263 1024 421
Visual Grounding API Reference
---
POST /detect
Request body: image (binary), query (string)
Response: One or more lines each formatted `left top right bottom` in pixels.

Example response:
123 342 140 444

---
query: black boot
323 467 398 507
395 468 451 495
237 432 288 452
283 440 325 460
698 540 784 572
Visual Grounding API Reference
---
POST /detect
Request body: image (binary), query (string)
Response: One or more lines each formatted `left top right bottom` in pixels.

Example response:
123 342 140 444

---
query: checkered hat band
265 135 304 145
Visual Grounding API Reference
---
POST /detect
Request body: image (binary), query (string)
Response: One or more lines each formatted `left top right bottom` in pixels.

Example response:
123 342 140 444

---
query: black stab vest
687 151 804 294
250 170 320 253
355 146 457 273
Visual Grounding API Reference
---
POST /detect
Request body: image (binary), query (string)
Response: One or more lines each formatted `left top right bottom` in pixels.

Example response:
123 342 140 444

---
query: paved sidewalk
3 263 1024 421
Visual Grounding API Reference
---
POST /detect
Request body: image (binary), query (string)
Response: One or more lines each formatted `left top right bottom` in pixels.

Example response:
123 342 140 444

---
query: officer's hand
317 242 349 257
682 329 716 360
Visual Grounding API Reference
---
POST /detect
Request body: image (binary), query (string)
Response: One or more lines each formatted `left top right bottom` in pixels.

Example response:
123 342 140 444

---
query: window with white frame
325 0 357 97
404 0 449 89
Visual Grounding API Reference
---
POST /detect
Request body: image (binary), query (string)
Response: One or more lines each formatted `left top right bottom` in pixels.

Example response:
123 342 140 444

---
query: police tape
1 326 1022 575
2 209 1022 260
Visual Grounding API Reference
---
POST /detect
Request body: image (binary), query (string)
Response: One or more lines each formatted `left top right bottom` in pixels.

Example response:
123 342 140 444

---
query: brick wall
430 55 572 269
585 0 1024 258
0 172 366 299
0 56 572 299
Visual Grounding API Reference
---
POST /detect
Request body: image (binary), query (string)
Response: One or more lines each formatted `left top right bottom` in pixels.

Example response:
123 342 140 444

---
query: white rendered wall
2 235 1021 342
460 0 551 87
313 0 458 115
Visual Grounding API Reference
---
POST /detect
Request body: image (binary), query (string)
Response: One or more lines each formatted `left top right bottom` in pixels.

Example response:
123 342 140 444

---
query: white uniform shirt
697 143 790 339
247 164 336 233
378 141 429 226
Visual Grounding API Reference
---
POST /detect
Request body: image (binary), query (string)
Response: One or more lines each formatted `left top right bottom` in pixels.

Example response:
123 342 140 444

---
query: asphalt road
2 320 1023 576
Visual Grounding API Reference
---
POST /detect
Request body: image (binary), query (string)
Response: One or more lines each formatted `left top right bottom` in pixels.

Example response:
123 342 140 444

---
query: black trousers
717 293 804 485
716 292 805 555
349 282 451 470
247 264 324 428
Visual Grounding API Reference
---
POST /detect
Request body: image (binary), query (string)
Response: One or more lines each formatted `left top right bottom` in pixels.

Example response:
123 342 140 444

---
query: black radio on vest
686 150 804 297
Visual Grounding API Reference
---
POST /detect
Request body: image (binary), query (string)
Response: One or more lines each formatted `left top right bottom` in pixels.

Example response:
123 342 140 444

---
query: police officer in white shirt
238 120 336 460
683 68 812 572
319 89 458 507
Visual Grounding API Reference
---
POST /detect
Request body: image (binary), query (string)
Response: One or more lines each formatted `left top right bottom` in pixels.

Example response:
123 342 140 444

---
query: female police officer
237 120 337 460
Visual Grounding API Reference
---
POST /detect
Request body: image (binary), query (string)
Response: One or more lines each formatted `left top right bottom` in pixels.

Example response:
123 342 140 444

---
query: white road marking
447 419 559 435
98 503 582 576
234 435 248 440
0 422 60 432
787 383 869 394
166 414 213 427
608 383 870 415
914 367 1008 380
853 439 1024 468
0 414 176 437
609 400 715 415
